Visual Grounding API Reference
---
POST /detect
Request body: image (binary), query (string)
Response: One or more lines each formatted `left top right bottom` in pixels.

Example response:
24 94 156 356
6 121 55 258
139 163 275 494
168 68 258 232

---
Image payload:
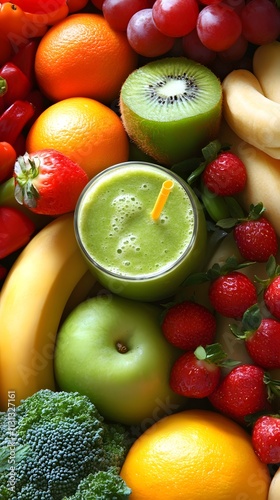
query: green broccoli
64 467 131 500
0 389 133 499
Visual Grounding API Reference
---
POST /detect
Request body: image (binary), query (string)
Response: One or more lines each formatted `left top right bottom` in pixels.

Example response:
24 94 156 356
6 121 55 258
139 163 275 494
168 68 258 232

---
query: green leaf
182 272 211 287
241 304 262 332
201 139 222 163
194 342 241 367
171 156 202 179
187 161 206 185
194 345 207 360
263 373 280 401
248 202 266 220
225 196 245 219
216 217 238 230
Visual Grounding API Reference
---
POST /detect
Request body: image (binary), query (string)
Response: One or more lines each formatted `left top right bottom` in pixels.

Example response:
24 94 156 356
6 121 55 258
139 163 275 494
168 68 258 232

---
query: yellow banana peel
222 41 280 159
253 41 280 105
0 213 95 411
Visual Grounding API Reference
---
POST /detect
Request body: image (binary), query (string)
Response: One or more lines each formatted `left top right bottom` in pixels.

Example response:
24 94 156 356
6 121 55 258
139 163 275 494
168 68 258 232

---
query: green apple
54 294 185 425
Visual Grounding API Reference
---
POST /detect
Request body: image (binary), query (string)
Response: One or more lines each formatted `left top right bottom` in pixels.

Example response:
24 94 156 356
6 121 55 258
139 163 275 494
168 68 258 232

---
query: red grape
218 34 248 61
197 3 242 51
102 0 150 31
152 0 199 37
199 0 222 4
240 0 280 45
127 8 175 57
223 0 245 14
90 0 104 9
182 29 217 65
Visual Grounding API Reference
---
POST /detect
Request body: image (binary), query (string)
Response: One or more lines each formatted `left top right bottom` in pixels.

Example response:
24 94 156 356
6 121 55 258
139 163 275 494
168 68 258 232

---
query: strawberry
256 256 280 321
230 304 280 370
14 149 89 215
170 343 239 399
161 300 216 351
264 276 280 320
209 271 257 319
208 364 278 425
218 203 278 263
252 414 280 464
184 257 258 320
202 151 247 196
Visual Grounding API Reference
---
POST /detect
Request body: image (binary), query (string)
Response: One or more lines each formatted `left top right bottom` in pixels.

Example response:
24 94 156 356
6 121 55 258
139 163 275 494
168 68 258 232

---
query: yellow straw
150 179 174 220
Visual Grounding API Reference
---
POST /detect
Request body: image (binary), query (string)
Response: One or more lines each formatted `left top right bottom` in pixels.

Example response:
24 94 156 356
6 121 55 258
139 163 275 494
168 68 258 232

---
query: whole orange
120 409 271 500
26 97 129 179
34 12 138 104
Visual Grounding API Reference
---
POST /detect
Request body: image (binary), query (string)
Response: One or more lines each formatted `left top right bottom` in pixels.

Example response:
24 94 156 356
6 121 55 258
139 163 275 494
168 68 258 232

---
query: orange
120 409 271 500
26 97 129 179
34 12 138 104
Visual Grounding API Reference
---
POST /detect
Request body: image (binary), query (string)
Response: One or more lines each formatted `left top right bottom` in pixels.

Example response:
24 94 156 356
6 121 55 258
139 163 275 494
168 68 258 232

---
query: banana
61 269 100 323
253 41 280 104
219 120 280 238
268 467 280 500
0 213 96 411
222 69 280 159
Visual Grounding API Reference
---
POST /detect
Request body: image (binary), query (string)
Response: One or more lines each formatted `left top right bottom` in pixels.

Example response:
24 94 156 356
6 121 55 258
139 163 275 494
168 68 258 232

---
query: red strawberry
252 415 280 464
208 364 275 424
230 304 280 370
264 275 280 321
170 343 239 399
161 300 216 351
234 216 278 263
232 203 278 263
209 271 257 319
202 151 247 196
255 255 280 320
14 149 89 215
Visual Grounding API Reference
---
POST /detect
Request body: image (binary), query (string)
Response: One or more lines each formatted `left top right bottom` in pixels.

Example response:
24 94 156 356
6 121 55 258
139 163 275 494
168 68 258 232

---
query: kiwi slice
119 57 223 167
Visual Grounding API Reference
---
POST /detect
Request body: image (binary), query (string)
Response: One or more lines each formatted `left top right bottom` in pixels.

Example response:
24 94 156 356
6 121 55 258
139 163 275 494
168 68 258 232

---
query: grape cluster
92 0 280 78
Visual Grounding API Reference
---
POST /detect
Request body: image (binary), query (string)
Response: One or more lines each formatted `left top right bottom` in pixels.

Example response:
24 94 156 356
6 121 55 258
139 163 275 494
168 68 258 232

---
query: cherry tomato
15 0 69 26
0 141 17 183
0 205 36 259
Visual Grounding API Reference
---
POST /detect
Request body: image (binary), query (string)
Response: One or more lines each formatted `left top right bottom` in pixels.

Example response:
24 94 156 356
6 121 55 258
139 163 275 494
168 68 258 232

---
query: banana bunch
219 41 280 237
0 214 96 411
222 41 280 159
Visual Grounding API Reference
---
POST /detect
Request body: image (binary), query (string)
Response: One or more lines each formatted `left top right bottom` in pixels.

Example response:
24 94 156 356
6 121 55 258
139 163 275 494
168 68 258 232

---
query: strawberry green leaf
187 160 206 185
194 343 240 367
0 77 7 96
201 139 222 163
241 303 262 332
171 156 202 179
263 372 280 400
248 202 266 220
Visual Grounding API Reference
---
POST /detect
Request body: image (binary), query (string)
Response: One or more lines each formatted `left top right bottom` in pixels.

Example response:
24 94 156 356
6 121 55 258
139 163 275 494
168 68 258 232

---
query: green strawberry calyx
230 303 262 341
14 152 40 208
195 343 240 369
216 202 266 230
255 255 280 291
183 255 256 287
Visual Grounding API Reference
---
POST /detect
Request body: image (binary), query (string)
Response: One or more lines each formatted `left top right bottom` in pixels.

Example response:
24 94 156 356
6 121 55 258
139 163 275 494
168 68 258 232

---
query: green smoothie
75 162 207 301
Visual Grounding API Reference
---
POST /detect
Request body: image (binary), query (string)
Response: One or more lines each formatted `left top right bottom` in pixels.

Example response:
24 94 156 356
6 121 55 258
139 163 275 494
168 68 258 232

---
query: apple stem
116 341 128 354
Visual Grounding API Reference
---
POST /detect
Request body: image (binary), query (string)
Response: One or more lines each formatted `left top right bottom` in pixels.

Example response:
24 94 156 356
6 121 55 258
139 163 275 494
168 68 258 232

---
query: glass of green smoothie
74 162 207 302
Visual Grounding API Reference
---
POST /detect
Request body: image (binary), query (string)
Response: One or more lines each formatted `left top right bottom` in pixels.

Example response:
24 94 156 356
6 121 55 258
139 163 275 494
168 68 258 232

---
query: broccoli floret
0 390 133 499
65 467 132 499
